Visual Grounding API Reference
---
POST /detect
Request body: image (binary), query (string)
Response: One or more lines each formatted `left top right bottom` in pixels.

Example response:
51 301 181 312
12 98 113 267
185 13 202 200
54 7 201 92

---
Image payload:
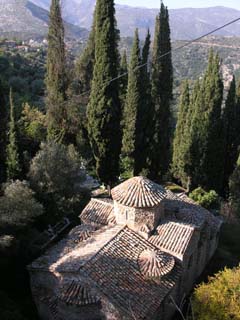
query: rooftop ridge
111 176 167 208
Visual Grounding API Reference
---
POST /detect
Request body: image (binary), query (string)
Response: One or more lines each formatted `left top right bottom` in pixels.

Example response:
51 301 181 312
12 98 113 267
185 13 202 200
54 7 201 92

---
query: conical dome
138 249 175 279
111 176 167 208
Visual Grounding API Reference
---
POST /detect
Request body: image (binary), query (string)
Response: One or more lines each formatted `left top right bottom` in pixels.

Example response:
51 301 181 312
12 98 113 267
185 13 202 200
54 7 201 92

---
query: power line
79 16 240 97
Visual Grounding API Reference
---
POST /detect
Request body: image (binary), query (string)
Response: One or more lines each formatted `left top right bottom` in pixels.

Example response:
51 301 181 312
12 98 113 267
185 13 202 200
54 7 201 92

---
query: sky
115 0 240 10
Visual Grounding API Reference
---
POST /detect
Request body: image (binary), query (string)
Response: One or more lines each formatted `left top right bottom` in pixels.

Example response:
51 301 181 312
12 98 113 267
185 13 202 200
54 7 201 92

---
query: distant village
0 38 85 55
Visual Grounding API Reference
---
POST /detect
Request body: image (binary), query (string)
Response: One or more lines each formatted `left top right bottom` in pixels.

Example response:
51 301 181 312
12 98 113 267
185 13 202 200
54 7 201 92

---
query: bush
0 180 43 230
192 266 240 320
189 187 220 210
28 142 87 220
29 142 85 196
20 103 47 143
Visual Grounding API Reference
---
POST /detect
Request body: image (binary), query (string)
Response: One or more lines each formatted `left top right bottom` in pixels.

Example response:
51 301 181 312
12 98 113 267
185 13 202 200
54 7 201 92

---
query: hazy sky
116 0 240 10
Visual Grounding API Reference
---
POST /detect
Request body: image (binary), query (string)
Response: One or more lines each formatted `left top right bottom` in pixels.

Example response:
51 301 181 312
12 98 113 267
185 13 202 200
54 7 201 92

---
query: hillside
31 0 240 39
0 0 88 40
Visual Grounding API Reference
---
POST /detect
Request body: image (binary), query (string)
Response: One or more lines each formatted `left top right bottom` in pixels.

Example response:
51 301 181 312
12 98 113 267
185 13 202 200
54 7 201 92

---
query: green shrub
28 142 87 220
0 180 43 230
189 187 220 210
192 266 240 320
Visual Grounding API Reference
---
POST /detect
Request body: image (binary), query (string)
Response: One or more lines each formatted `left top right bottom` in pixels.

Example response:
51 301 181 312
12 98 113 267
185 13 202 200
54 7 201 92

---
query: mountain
0 0 88 40
31 0 240 40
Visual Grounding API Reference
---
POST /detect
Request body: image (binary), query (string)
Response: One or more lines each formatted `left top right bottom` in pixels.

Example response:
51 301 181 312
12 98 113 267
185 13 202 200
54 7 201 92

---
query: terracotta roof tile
80 198 115 226
138 249 175 278
59 280 100 306
149 221 195 259
82 227 181 320
29 225 122 272
164 191 222 231
111 176 167 208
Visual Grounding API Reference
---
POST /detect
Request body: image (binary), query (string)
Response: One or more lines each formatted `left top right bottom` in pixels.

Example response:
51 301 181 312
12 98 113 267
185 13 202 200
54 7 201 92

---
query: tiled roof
59 280 100 306
82 227 181 320
149 221 196 259
164 191 222 231
138 249 175 278
29 225 123 272
80 198 115 226
111 176 167 208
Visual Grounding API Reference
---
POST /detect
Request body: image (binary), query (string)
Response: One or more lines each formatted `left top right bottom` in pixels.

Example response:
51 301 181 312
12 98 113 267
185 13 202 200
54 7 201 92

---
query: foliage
0 180 43 230
141 29 153 175
222 76 240 193
188 50 224 193
229 155 240 218
75 15 95 94
0 51 45 110
189 187 220 210
119 50 128 114
6 89 21 180
20 103 47 143
46 0 67 140
0 79 7 182
172 80 190 187
87 0 121 186
192 266 240 320
121 29 142 176
28 142 84 197
149 2 173 180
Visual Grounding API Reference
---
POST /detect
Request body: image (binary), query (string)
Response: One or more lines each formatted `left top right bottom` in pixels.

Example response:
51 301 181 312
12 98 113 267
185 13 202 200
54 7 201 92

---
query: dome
111 176 167 208
138 249 175 279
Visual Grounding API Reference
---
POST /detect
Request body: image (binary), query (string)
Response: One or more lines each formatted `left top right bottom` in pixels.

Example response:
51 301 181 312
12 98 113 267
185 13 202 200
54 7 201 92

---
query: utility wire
78 16 240 97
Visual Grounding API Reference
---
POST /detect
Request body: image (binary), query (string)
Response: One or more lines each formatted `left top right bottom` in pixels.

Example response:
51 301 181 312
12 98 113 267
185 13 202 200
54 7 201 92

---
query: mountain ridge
0 0 88 40
30 0 240 39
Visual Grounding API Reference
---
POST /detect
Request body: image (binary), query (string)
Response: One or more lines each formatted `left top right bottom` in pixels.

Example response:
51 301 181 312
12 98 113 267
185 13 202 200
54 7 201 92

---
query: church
28 176 222 320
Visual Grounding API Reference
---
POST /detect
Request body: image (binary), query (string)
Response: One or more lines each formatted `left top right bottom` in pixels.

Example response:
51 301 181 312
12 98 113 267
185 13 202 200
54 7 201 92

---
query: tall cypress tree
140 29 154 174
75 14 96 93
189 50 224 193
0 80 7 182
46 0 67 140
6 89 20 180
172 80 190 187
150 1 173 180
229 154 240 217
222 76 240 193
119 50 128 113
121 29 142 176
87 0 121 186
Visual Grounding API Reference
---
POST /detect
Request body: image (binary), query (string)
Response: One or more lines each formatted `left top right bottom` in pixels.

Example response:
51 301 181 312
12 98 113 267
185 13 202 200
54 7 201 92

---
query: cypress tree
150 1 173 180
189 50 224 193
6 89 20 180
87 0 121 186
229 154 240 217
0 80 7 182
75 15 96 93
119 50 128 112
121 29 142 176
222 76 240 193
46 0 67 140
140 29 154 174
172 80 190 187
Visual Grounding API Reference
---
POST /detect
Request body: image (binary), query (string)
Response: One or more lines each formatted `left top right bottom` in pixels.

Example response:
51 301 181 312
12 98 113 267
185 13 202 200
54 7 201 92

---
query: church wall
114 201 135 227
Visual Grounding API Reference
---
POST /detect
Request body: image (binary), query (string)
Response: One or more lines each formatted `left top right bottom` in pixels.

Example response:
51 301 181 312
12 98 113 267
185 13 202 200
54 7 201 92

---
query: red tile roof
149 221 196 259
80 198 115 226
111 176 167 208
82 226 181 320
59 280 100 306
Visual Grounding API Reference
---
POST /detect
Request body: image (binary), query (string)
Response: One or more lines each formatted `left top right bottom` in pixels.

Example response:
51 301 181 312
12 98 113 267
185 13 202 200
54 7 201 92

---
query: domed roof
138 249 175 279
111 176 167 208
